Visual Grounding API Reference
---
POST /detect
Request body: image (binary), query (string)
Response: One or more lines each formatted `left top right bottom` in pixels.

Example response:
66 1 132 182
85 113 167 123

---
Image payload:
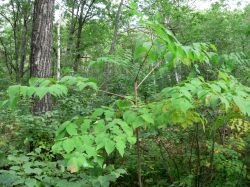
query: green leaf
119 121 133 136
8 96 19 109
141 113 154 124
210 84 221 93
104 110 115 121
67 157 79 173
210 44 217 52
81 119 91 133
72 136 84 152
233 96 249 116
116 100 133 109
217 81 228 91
19 86 35 98
66 123 78 136
95 133 108 150
92 108 105 118
77 82 97 91
25 178 37 187
39 79 51 87
110 125 123 135
49 84 68 97
127 136 137 144
194 64 200 74
116 141 126 157
180 87 192 100
52 142 63 153
7 85 20 98
209 95 219 109
123 110 137 124
0 100 9 108
81 135 94 147
85 145 97 157
94 120 106 133
10 166 20 171
63 139 75 153
76 154 90 168
85 82 98 91
172 98 193 114
98 176 111 187
131 117 144 129
56 121 70 138
220 96 230 111
129 1 138 9
218 71 229 80
105 139 115 155
35 87 48 100
95 156 104 167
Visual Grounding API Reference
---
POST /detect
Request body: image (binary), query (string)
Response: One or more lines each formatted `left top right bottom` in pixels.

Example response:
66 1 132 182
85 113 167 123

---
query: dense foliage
0 0 250 186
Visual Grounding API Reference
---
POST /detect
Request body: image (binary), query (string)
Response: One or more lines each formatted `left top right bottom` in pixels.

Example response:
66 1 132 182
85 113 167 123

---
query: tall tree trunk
19 17 29 79
103 0 123 89
10 0 20 81
73 0 96 72
57 17 61 80
19 0 32 80
109 0 123 54
67 0 78 60
73 1 86 72
30 0 54 114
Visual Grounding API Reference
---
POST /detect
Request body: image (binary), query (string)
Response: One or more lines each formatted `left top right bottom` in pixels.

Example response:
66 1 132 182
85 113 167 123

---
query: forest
0 0 250 186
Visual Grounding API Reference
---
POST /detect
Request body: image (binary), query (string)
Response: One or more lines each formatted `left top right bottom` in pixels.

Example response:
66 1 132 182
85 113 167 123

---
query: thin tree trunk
175 68 179 83
30 0 54 114
57 17 61 80
19 17 29 79
195 123 201 187
109 0 123 54
73 0 95 72
103 0 123 89
19 0 31 79
68 0 77 61
73 1 85 72
10 0 20 81
134 81 143 187
0 37 13 77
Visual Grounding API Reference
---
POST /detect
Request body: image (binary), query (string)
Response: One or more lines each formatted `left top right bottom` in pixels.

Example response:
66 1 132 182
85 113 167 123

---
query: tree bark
30 0 54 113
103 0 123 89
109 0 123 54
73 0 96 72
57 18 61 80
19 0 32 79
19 17 29 79
73 0 86 72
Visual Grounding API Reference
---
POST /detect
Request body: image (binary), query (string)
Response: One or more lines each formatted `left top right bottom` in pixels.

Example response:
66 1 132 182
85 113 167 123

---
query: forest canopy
0 0 250 186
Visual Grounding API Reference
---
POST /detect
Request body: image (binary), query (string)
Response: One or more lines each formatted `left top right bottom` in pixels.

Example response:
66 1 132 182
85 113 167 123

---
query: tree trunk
73 1 85 72
109 0 123 54
57 18 61 80
103 0 123 89
73 0 96 72
30 0 54 114
19 0 32 80
19 17 29 79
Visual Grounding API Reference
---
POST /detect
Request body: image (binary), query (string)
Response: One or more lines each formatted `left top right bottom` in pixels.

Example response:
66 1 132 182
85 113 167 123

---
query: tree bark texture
30 0 54 113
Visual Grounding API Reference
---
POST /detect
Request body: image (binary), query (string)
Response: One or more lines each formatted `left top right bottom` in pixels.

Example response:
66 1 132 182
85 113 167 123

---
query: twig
137 61 162 89
98 89 133 101
134 45 153 82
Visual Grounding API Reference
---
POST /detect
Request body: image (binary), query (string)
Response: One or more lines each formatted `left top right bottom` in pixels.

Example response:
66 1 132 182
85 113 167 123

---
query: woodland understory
0 0 250 186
